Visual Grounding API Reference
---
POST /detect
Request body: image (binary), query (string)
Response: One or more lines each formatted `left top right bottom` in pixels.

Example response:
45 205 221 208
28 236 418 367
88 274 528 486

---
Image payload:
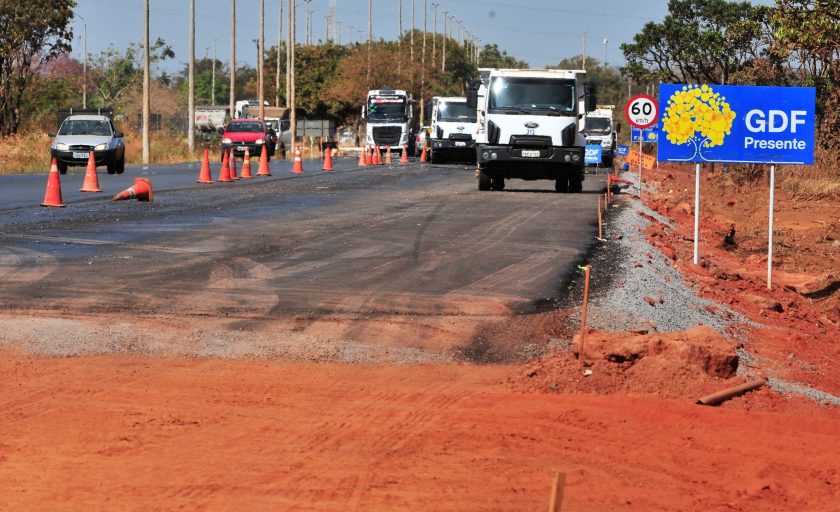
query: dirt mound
510 326 746 399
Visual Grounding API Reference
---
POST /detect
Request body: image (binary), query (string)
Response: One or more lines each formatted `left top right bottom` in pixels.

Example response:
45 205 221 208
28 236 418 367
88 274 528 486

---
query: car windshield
228 122 264 133
58 119 112 136
438 102 476 122
489 77 576 114
368 96 407 121
585 117 612 134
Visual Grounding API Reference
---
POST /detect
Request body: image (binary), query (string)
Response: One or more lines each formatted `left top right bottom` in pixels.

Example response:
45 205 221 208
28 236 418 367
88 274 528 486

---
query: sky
71 0 777 74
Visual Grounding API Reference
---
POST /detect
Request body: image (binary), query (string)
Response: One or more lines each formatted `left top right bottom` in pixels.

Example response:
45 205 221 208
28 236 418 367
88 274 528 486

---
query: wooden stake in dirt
768 164 775 289
578 264 591 367
597 195 604 240
693 162 701 265
548 470 566 512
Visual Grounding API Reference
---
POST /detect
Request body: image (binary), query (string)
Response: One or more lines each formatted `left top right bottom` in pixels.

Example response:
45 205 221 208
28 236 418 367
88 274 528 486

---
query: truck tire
478 169 492 191
107 159 116 174
555 177 569 193
431 152 443 165
116 155 125 174
58 162 68 175
570 172 584 193
491 177 505 191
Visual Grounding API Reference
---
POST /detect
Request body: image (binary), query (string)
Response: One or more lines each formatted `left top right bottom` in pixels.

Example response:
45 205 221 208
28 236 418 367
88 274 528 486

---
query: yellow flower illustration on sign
662 84 736 160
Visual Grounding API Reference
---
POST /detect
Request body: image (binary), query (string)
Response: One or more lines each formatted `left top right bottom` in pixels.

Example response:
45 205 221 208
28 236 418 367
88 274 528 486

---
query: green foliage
547 56 626 107
479 44 528 69
0 0 76 135
91 37 174 108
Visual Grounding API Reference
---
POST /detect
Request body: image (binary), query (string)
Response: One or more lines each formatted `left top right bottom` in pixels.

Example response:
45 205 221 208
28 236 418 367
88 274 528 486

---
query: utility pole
275 0 282 106
188 0 195 153
305 0 312 45
212 40 216 104
143 0 150 164
337 21 342 45
259 0 265 120
420 0 426 125
290 0 296 150
367 0 371 82
582 31 589 69
286 0 291 106
410 0 414 63
603 38 608 68
230 0 236 119
398 0 402 78
82 20 87 108
431 3 437 68
441 10 447 72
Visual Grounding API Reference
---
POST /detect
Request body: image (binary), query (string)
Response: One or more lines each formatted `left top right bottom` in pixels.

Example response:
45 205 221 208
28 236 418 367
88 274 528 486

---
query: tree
91 38 174 108
479 44 528 69
620 0 772 85
547 57 626 107
0 0 75 135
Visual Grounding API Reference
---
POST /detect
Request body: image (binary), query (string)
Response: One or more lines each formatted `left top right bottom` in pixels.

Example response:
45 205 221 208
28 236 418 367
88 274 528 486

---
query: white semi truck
467 68 597 192
583 105 619 167
362 89 418 154
429 96 478 164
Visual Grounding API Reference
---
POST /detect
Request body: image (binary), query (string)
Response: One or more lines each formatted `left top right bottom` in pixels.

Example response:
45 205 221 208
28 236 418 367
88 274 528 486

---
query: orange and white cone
400 145 410 164
358 147 368 167
385 146 393 165
365 147 373 166
79 152 102 192
420 144 428 163
112 178 153 202
257 145 271 176
218 149 232 182
229 149 240 180
373 146 383 165
197 149 213 183
323 147 334 172
41 158 65 207
240 147 253 179
292 146 304 174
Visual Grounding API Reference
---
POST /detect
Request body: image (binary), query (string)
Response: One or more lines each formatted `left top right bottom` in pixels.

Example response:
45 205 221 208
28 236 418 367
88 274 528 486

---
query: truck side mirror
615 123 622 134
466 79 480 109
361 105 366 120
584 83 597 113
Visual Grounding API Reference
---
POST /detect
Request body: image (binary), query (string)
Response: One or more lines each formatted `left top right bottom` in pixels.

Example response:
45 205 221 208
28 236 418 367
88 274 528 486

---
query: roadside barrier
218 149 232 182
257 145 271 176
112 178 153 202
79 153 102 193
40 158 65 207
323 147 334 172
240 147 253 179
292 146 304 174
400 145 409 164
197 149 213 183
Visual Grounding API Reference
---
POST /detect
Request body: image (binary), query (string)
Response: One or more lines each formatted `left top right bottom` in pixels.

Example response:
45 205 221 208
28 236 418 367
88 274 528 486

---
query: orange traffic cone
374 146 383 165
358 147 368 167
420 144 428 163
257 145 271 176
292 146 304 174
400 145 410 164
323 147 334 171
112 178 153 202
385 146 393 165
365 147 373 166
229 150 240 180
218 149 232 182
197 149 213 183
79 152 102 192
240 148 253 178
41 158 65 207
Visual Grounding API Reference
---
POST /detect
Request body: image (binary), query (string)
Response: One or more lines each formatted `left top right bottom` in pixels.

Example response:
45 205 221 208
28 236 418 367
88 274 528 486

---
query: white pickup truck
429 96 478 164
468 68 597 192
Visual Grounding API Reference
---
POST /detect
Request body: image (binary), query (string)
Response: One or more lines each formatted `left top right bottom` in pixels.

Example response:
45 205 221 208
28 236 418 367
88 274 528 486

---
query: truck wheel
431 152 442 164
570 173 584 193
107 159 116 175
491 178 505 191
478 170 492 191
555 178 569 193
58 162 68 175
116 156 125 174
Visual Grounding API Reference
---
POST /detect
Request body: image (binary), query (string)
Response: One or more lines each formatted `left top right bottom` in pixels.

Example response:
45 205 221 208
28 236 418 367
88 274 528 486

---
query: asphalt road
0 157 606 358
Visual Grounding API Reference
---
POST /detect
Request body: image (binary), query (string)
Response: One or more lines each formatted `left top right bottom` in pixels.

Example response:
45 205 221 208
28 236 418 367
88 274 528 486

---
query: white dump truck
583 105 619 167
467 68 597 192
362 89 418 154
429 96 478 164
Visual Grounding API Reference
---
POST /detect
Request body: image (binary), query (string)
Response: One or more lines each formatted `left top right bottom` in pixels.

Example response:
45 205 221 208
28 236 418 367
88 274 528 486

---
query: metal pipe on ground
696 378 768 406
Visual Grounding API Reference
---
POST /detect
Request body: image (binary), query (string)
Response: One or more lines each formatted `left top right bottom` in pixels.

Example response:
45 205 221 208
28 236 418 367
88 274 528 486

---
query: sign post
625 94 659 198
658 84 816 274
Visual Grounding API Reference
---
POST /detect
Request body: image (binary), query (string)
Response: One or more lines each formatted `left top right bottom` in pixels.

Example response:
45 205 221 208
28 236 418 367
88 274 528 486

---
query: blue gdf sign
615 145 629 156
585 144 603 165
658 84 816 164
631 126 659 143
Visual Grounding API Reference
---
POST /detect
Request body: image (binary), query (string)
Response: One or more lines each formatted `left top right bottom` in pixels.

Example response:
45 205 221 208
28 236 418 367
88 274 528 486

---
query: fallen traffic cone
218 149 232 182
79 152 102 192
229 149 240 180
292 146 304 174
257 144 271 176
365 147 373 166
420 144 428 163
323 147 334 172
197 149 213 183
112 177 153 202
358 148 368 167
400 145 409 164
385 146 392 165
41 158 65 207
240 147 253 179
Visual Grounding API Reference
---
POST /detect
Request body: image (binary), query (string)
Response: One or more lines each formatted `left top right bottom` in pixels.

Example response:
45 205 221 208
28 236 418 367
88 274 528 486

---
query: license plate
73 152 89 159
237 145 247 151
455 141 466 147
521 150 540 158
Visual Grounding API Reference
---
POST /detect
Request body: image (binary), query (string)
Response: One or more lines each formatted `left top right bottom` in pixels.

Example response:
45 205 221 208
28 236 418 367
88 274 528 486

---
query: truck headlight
55 143 69 151
572 153 581 162
222 138 232 144
94 143 107 151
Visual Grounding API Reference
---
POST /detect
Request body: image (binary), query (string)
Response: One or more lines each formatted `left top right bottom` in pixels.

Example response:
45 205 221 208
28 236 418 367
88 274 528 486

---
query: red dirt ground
1 164 838 511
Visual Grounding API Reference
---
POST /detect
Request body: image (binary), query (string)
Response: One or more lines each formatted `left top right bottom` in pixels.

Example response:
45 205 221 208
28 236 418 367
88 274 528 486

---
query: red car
220 119 277 161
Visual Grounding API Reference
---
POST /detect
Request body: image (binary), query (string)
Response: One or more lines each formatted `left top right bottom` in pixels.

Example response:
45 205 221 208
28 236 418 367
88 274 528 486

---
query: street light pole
230 0 236 119
212 40 216 105
289 0 296 149
367 0 371 83
431 3 437 68
188 0 195 153
275 0 282 107
441 10 447 72
286 0 291 106
582 31 589 69
259 0 265 120
420 0 426 125
143 0 150 165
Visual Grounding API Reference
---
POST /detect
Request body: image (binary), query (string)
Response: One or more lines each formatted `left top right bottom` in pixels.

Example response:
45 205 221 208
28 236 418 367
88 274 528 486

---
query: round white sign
625 94 659 129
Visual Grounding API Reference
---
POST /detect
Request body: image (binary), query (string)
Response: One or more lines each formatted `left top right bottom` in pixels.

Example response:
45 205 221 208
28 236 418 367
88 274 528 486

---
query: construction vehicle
583 105 619 167
429 96 478 164
362 89 418 154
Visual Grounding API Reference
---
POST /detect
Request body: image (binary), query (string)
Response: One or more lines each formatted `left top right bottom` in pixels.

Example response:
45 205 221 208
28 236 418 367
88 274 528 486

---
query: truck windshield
584 117 611 134
58 120 112 136
489 78 576 114
368 96 407 121
438 102 476 122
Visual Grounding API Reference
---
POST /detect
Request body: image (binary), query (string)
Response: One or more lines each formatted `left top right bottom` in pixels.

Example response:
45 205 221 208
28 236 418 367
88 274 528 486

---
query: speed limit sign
625 94 658 129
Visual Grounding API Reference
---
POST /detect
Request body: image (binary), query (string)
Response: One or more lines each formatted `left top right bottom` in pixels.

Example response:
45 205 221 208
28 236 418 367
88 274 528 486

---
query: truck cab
468 68 596 192
363 89 417 154
583 106 618 167
429 96 478 164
